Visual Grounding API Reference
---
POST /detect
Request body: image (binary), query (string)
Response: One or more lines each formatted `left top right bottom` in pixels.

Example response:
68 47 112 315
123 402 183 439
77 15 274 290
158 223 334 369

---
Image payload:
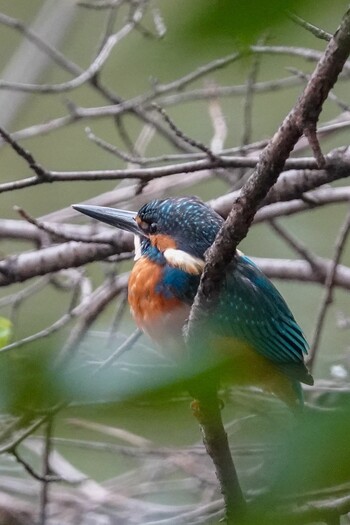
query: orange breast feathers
128 257 190 348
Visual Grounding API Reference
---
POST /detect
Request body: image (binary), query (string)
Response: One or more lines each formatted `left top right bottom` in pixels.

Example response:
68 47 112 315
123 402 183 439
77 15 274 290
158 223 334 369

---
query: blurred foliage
0 317 11 348
0 1 349 522
181 0 326 46
243 399 350 524
278 406 350 492
0 349 62 415
0 331 350 522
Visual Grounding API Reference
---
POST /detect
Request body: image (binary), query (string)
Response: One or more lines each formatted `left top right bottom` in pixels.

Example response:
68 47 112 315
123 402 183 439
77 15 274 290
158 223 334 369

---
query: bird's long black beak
72 204 145 237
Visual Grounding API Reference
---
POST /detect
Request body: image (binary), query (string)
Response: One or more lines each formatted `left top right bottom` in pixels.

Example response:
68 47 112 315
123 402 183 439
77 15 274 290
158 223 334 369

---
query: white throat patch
164 248 205 275
134 236 142 261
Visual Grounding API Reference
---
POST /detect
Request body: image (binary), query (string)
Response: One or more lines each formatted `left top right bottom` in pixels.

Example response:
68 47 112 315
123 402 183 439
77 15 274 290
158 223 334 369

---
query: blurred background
0 1 349 523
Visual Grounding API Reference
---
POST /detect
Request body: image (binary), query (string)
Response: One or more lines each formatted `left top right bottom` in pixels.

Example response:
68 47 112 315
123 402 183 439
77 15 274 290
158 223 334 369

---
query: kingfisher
73 196 313 409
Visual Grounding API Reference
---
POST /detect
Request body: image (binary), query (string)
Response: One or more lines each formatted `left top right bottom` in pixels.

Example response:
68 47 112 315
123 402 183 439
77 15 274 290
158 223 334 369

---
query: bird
73 196 313 409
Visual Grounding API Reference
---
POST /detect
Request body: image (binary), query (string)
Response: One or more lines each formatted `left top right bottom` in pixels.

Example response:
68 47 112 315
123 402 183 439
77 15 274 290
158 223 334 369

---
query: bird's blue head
136 197 223 258
73 196 223 274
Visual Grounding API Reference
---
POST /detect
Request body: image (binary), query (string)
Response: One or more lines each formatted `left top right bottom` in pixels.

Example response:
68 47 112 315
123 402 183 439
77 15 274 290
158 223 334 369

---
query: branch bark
185 8 350 523
186 7 350 343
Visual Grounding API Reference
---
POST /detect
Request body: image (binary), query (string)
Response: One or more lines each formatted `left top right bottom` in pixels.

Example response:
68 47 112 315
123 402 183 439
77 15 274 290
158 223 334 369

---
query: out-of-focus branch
0 222 350 289
210 146 350 216
252 256 350 289
55 274 129 368
0 273 122 354
0 236 130 286
0 11 143 94
254 186 350 222
0 231 349 290
1 139 349 194
308 207 350 370
268 219 322 273
0 1 77 128
288 12 332 41
0 7 196 153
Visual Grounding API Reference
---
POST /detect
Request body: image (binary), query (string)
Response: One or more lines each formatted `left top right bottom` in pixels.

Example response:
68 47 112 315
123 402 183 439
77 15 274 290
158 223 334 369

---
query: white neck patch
164 248 205 275
134 236 142 261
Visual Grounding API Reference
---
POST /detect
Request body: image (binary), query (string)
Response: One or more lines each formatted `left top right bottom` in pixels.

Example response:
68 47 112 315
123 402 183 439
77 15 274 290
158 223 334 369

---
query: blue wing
214 254 313 385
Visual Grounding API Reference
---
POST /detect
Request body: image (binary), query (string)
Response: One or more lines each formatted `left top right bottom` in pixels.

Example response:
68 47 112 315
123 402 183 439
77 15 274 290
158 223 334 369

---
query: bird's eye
149 223 157 234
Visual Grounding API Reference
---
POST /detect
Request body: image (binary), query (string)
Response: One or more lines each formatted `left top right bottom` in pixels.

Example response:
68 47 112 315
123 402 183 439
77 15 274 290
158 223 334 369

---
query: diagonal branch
185 8 350 523
186 7 350 338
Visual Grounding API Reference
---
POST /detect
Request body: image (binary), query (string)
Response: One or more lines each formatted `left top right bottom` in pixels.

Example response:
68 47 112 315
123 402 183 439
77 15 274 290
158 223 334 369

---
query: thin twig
39 417 54 525
287 67 350 112
77 0 125 9
1 153 345 196
303 124 326 167
0 281 94 354
152 103 218 160
95 1 119 55
158 76 303 107
207 88 227 154
0 126 47 178
308 207 350 369
85 126 137 163
0 277 49 309
0 10 196 153
237 44 263 183
12 447 61 483
16 206 122 245
288 12 332 41
241 46 263 148
0 11 143 94
94 329 142 372
269 219 323 274
54 275 128 368
106 290 129 347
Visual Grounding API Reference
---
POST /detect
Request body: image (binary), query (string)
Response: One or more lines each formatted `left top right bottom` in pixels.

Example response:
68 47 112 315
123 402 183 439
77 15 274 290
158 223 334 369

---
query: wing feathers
214 255 311 383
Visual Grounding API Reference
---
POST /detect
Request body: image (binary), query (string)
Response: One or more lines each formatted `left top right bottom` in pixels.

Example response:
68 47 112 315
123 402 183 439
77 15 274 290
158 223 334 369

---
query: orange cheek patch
150 234 176 252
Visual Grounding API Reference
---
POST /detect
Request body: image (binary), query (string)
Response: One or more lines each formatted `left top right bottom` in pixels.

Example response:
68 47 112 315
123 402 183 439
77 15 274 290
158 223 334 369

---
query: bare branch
0 13 81 76
187 7 350 336
210 146 350 216
288 12 332 41
0 236 129 286
39 418 54 525
0 127 47 179
0 15 142 94
268 219 322 273
94 329 142 372
153 103 217 161
309 207 350 369
1 147 350 195
184 11 350 521
11 448 61 484
55 274 129 368
0 5 349 524
192 398 246 521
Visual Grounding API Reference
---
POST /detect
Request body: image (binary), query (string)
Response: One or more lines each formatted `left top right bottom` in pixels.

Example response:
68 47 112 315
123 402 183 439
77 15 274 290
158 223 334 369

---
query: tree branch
185 8 350 523
187 8 350 338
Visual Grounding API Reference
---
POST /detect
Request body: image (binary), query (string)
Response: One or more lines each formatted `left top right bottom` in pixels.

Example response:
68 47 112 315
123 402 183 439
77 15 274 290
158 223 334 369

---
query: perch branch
185 8 350 523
